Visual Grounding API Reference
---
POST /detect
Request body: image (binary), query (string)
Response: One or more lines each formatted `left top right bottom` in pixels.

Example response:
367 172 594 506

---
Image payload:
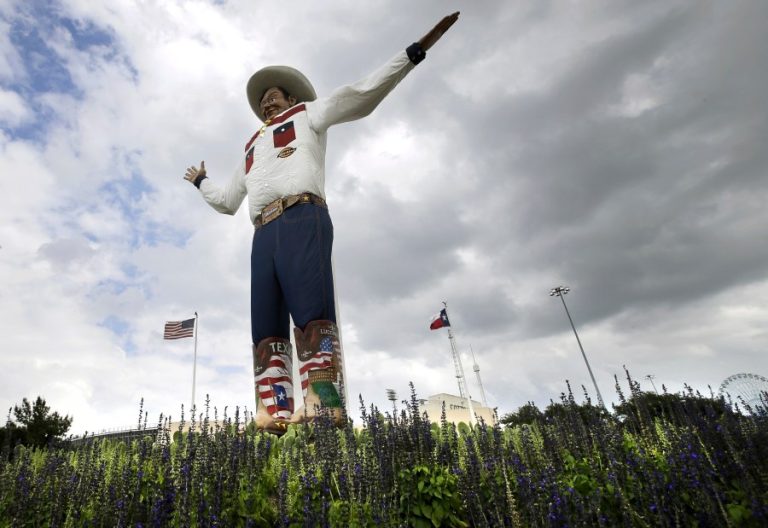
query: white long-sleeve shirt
198 50 416 223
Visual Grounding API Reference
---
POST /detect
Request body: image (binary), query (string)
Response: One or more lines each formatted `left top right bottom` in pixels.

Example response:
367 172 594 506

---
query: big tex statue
185 12 459 433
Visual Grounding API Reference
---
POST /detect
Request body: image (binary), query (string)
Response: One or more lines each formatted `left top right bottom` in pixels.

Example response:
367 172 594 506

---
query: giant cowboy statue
184 12 460 433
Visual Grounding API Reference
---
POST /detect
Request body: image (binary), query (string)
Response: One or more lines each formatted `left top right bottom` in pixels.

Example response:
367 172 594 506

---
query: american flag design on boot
253 338 294 420
299 335 335 397
295 321 339 398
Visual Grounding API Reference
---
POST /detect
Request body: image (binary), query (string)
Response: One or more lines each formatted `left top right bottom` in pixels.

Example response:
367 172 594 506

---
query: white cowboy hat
246 66 317 122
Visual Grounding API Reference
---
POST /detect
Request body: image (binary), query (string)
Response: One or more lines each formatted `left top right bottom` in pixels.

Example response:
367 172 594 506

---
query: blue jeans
250 203 336 344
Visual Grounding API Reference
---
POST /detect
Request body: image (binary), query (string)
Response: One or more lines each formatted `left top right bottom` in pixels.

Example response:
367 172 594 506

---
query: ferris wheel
719 373 768 413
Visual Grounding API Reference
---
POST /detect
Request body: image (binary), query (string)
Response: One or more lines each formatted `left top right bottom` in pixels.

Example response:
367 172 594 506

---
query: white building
418 393 496 425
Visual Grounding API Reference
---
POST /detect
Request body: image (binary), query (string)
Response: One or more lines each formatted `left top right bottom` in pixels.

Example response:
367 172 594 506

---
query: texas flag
258 381 294 419
271 384 291 410
273 121 296 148
430 308 451 330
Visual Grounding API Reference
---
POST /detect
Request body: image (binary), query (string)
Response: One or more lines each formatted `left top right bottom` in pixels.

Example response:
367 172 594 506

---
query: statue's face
260 87 296 121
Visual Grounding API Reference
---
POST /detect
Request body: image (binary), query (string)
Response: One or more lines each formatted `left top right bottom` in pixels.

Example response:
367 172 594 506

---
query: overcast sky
2 0 767 434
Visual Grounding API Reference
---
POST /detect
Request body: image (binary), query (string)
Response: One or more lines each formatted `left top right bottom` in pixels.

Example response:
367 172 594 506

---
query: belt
254 193 327 229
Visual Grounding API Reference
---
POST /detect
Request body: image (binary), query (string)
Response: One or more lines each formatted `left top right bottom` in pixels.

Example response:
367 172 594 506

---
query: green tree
1 419 24 459
500 402 544 427
543 400 612 424
613 390 734 431
9 396 73 448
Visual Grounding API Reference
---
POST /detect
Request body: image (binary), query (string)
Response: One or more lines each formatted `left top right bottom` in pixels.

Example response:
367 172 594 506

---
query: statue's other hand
184 160 206 183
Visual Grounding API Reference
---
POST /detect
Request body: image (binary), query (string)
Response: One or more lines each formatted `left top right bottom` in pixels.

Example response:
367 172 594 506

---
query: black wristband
406 42 426 65
193 174 208 189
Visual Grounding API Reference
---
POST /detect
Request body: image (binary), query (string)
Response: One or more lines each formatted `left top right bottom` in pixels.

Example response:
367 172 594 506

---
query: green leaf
727 503 751 523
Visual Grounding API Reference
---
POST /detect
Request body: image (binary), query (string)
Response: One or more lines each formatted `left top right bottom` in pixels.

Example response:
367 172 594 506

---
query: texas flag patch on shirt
245 146 255 173
273 121 296 148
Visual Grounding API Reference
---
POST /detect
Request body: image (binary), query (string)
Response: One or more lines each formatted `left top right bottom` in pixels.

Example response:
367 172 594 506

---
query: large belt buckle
261 198 284 225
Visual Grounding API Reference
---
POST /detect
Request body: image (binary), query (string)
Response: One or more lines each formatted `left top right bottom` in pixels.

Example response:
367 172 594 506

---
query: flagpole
192 311 199 411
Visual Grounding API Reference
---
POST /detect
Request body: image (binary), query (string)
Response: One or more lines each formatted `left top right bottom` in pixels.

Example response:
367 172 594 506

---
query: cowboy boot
291 320 344 426
252 337 294 433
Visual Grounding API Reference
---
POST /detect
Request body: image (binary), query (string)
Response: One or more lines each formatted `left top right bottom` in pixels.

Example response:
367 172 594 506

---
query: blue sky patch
96 279 129 295
216 365 246 377
4 2 136 141
9 5 79 96
59 16 114 51
100 314 130 336
99 315 137 355
100 172 155 223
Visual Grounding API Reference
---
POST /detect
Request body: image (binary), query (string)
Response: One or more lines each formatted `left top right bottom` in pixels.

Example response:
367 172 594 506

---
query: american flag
256 352 294 419
164 318 195 339
299 336 335 396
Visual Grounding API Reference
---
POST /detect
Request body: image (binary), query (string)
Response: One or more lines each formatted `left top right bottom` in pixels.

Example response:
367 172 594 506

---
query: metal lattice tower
442 303 477 425
447 327 469 399
470 345 488 408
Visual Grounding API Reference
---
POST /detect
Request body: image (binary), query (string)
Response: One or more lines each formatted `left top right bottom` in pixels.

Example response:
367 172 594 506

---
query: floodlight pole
550 287 606 410
386 389 397 417
645 374 659 395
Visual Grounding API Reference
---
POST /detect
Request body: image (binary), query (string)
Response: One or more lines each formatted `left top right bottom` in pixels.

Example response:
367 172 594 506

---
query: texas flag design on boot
254 338 294 420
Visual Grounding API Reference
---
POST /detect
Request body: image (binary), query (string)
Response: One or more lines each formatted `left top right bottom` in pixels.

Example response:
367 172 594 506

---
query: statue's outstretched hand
418 11 460 51
184 161 206 184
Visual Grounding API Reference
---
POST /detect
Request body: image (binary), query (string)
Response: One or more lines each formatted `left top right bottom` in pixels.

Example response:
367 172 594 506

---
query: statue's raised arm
419 11 460 51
